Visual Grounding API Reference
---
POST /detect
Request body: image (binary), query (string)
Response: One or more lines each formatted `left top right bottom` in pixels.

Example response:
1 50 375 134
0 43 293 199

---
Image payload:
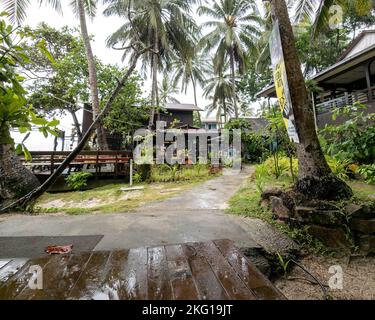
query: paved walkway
0 167 297 257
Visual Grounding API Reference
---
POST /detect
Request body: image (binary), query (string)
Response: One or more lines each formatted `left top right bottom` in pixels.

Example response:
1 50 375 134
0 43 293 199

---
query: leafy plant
357 164 375 184
320 103 375 165
276 252 291 276
325 155 351 180
132 172 143 184
65 172 93 191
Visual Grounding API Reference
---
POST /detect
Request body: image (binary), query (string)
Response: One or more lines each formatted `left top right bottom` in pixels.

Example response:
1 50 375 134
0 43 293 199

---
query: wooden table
0 240 285 300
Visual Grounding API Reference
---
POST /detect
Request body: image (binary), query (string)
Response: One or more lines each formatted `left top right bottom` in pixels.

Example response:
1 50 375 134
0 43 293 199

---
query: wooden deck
0 240 285 300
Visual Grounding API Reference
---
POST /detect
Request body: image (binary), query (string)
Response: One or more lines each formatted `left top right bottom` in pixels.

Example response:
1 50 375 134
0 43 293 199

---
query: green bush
255 155 298 179
65 172 93 191
357 164 375 184
320 104 375 165
324 155 351 180
150 164 211 182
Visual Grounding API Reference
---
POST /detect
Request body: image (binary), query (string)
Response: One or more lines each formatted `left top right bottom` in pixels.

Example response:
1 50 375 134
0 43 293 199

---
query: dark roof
257 41 375 98
339 30 375 60
165 103 202 111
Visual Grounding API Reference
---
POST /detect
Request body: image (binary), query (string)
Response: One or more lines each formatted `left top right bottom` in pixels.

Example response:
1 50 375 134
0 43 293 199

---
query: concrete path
0 167 298 257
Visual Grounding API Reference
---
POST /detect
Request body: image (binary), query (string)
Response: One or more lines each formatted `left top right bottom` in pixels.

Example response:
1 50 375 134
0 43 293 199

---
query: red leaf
45 244 73 255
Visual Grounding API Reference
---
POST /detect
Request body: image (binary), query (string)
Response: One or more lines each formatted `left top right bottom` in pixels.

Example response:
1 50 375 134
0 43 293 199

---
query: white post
129 159 133 186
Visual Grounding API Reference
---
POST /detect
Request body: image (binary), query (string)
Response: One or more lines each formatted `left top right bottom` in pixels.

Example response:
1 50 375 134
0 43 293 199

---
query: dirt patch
274 254 375 300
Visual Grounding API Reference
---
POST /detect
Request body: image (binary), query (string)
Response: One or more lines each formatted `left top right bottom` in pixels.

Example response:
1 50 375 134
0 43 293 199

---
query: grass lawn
35 179 209 215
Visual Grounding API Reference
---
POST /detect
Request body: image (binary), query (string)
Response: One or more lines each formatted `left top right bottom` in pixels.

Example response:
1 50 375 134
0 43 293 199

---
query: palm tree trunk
191 75 201 123
229 47 239 118
77 0 108 150
148 29 159 129
0 143 40 207
269 0 352 200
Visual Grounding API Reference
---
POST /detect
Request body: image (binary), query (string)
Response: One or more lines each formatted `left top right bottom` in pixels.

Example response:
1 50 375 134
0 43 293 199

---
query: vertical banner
269 20 300 144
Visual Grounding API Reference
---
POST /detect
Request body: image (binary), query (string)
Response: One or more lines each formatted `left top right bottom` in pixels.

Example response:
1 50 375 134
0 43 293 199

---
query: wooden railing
316 86 375 114
20 150 132 177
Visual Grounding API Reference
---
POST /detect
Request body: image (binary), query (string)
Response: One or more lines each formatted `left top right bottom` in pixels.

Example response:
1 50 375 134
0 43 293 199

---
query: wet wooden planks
0 240 285 300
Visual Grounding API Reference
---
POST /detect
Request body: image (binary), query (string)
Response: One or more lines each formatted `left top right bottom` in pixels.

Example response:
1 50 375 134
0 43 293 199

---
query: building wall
160 110 194 127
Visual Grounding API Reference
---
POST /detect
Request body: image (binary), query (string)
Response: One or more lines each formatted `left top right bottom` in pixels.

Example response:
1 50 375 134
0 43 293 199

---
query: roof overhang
256 44 375 98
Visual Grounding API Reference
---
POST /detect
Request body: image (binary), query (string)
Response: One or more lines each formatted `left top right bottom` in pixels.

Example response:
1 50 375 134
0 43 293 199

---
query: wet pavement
0 166 298 257
0 240 285 300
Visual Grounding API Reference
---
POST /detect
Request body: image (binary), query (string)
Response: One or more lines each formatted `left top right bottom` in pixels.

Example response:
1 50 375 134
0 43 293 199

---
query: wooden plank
97 248 148 300
0 257 50 300
191 241 256 300
67 251 111 300
0 260 11 270
147 246 173 300
214 239 286 300
16 252 92 300
165 245 199 300
0 259 28 283
182 243 228 300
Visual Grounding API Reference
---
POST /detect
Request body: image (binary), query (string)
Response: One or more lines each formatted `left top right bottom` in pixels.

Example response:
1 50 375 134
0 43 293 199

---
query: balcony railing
316 86 375 114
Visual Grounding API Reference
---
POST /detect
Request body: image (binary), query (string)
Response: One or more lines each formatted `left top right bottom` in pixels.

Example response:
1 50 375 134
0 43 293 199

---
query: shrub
357 164 375 184
320 104 375 164
255 155 298 179
65 172 93 191
325 155 351 180
150 164 211 182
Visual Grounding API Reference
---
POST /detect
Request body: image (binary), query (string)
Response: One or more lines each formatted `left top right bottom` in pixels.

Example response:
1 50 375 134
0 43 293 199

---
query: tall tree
104 0 198 127
3 0 109 150
268 0 352 200
198 0 262 118
203 62 235 124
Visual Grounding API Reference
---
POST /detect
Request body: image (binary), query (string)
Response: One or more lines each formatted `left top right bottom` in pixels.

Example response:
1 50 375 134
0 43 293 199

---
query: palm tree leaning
198 0 263 118
103 0 198 128
4 0 109 150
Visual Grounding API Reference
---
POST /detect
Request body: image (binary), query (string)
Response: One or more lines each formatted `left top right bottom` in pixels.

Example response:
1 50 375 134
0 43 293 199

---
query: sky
2 0 266 150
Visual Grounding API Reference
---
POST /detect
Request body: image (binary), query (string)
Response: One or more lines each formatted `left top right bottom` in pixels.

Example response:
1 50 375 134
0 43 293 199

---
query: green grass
35 176 213 215
150 164 213 182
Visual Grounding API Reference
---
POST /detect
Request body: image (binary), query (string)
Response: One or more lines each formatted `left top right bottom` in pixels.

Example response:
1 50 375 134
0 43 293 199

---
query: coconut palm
103 0 199 127
158 74 180 105
171 48 208 109
3 0 109 149
203 62 237 124
198 0 263 118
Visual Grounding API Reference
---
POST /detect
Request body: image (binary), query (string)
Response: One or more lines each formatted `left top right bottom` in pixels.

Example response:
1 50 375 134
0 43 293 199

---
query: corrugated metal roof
165 103 202 111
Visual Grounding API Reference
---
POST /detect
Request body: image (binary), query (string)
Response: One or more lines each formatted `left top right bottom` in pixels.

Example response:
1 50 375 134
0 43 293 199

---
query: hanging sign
269 20 300 143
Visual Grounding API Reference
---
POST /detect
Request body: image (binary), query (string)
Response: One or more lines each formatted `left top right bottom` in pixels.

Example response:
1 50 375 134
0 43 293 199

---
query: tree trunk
0 50 145 213
191 75 201 123
269 0 352 200
67 107 82 141
229 47 239 118
0 144 40 207
77 0 108 150
148 29 159 129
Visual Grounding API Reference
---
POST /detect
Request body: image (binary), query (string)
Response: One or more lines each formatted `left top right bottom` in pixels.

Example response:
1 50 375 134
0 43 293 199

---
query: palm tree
158 74 180 105
203 62 236 124
103 0 198 128
268 0 352 199
3 0 109 150
171 48 208 108
198 0 263 118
